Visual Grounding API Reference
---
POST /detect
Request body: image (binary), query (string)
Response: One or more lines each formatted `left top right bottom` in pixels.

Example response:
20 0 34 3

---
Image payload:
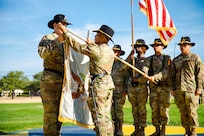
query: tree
0 71 29 98
25 72 42 96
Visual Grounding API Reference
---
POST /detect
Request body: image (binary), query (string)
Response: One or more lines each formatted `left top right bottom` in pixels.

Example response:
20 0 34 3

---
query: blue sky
0 0 204 79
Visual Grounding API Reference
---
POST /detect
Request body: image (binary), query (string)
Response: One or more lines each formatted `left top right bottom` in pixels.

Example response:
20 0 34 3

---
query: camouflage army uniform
111 58 127 133
64 34 115 136
202 63 204 104
38 33 64 136
170 53 203 129
128 57 148 127
119 56 148 128
143 54 171 127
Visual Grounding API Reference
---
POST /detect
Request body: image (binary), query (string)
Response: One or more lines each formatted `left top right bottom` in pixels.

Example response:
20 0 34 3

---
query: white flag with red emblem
58 33 94 128
139 0 177 45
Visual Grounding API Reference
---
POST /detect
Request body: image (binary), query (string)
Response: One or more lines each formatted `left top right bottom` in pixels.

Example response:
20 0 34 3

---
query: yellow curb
5 126 204 135
123 125 204 135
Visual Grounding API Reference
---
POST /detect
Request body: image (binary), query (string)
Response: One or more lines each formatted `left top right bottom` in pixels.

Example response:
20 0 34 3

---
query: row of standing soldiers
111 37 203 136
38 14 203 136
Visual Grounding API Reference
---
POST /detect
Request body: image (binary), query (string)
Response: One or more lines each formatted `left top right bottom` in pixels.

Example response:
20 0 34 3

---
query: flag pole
66 28 156 84
130 0 136 77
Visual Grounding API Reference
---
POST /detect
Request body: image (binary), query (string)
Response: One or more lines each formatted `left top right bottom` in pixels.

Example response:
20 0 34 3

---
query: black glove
132 77 139 87
132 80 139 87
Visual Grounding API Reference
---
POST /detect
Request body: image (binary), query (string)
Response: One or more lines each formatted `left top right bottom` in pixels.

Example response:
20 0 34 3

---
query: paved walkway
0 96 41 103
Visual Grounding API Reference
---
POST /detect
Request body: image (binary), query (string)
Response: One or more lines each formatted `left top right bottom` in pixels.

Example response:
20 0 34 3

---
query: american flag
139 0 177 45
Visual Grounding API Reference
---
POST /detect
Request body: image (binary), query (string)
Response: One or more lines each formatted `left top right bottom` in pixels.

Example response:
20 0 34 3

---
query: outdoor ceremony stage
28 125 204 136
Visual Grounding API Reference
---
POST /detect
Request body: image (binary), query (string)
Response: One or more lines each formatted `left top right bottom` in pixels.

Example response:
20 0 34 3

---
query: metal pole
130 0 136 77
66 28 156 84
174 42 177 59
114 56 157 83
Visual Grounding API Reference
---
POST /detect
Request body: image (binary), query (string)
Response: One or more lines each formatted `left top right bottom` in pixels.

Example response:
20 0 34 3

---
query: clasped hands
57 22 93 44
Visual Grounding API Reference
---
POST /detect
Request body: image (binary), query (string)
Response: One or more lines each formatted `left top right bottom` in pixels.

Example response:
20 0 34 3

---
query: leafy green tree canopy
0 71 29 91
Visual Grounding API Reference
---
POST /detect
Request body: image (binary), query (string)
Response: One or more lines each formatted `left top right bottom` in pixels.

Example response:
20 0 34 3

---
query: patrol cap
177 36 195 46
113 44 125 56
150 38 167 49
93 25 114 42
48 14 72 29
134 39 149 50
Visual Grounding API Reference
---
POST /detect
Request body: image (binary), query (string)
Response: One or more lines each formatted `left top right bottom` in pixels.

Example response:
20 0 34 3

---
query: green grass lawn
0 100 203 133
123 100 204 126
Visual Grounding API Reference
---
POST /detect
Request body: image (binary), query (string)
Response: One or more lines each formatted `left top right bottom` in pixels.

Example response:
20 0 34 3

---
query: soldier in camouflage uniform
143 38 171 136
38 14 72 136
58 24 115 136
170 37 203 136
202 64 204 105
111 44 126 136
118 39 149 136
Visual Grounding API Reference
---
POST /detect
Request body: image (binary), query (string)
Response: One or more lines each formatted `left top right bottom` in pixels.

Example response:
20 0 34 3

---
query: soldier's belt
91 73 107 81
44 68 63 75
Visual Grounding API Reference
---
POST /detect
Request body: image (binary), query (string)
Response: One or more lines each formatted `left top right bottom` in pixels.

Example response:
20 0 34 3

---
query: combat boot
57 122 62 136
114 122 119 135
131 125 139 136
160 125 166 136
150 125 160 136
115 123 123 136
184 127 190 136
190 128 197 136
136 126 145 136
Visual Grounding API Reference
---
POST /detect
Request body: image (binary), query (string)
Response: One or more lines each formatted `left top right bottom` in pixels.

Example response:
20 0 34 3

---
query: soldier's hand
143 74 148 79
86 38 94 45
130 50 134 56
122 91 127 96
132 77 138 82
127 50 135 59
148 76 155 83
170 90 175 96
132 77 139 87
57 22 68 34
195 89 202 96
